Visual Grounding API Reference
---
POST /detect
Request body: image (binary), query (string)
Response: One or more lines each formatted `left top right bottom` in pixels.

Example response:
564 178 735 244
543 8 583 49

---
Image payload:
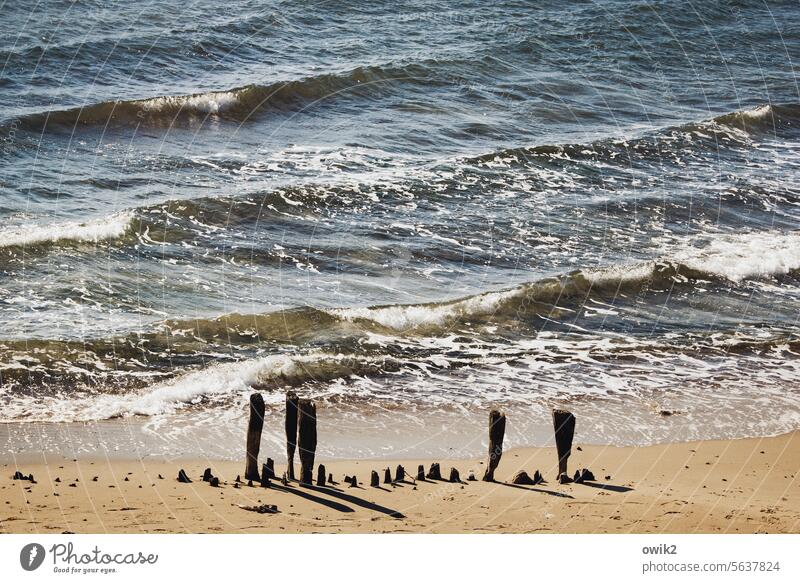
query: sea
1 0 800 459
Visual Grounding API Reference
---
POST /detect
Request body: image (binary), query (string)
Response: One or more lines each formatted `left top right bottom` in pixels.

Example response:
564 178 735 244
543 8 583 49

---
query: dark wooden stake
349 475 358 488
370 470 380 487
384 468 392 484
265 458 275 481
285 391 299 480
317 464 327 487
449 467 461 483
553 409 575 482
245 393 265 481
395 465 405 482
482 409 506 482
416 465 425 481
298 399 317 485
427 463 442 480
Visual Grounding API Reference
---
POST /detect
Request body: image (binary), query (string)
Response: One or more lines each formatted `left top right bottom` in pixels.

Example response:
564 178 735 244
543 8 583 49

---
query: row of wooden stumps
245 390 592 490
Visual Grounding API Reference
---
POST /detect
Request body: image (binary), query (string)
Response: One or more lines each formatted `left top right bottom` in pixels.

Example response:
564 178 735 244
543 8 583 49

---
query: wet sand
1 432 798 534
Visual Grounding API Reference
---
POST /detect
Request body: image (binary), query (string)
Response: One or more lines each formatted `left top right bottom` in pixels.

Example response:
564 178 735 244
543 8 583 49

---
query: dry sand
1 432 798 533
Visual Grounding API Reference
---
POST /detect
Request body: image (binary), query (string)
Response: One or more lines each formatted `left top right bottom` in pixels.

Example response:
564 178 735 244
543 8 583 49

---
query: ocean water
1 0 800 459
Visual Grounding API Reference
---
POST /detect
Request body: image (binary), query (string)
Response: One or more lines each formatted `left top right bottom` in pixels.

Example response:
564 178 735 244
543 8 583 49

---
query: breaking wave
9 63 434 130
466 103 800 167
2 352 399 422
0 211 133 249
337 230 800 331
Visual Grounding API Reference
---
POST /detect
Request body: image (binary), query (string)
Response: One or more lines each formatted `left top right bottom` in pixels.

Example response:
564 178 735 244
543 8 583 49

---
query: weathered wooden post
285 391 299 480
449 467 461 483
370 470 380 487
317 464 327 487
416 465 425 481
395 465 405 482
298 399 317 485
265 458 275 480
245 393 265 481
553 409 575 483
482 409 506 482
427 463 442 480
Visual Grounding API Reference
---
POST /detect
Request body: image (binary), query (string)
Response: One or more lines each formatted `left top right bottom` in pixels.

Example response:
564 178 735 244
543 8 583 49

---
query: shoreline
2 431 798 534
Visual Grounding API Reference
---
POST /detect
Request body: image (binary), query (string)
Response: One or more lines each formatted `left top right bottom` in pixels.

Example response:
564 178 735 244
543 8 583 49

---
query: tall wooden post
245 393 265 481
285 391 299 480
482 409 506 482
553 409 575 482
298 399 317 485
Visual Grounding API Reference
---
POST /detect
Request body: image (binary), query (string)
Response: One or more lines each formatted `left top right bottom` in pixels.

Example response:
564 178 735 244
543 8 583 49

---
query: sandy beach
2 431 797 534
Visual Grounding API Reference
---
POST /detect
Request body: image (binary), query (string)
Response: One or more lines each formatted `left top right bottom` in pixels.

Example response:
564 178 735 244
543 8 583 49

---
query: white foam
337 287 519 330
5 352 381 422
675 230 800 282
737 104 773 120
0 211 133 248
139 91 242 115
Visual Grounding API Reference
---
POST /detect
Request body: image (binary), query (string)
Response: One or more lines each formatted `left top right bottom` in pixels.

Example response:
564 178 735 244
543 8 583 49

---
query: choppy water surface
1 0 800 458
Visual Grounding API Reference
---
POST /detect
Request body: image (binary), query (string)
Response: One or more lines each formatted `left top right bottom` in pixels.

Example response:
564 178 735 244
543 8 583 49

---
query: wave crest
12 64 431 130
0 211 133 249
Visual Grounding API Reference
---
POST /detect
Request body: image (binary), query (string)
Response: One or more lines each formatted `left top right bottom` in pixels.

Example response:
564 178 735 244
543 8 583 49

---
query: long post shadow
270 483 354 513
496 482 575 499
307 484 405 518
576 481 634 493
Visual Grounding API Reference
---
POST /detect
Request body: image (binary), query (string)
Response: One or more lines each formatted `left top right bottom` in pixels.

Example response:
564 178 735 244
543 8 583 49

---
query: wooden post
427 463 442 480
260 463 271 486
482 409 506 482
317 464 327 487
553 409 575 483
245 393 265 481
265 458 275 481
416 465 425 481
449 467 461 483
298 399 317 485
395 465 405 482
370 470 380 487
285 391 299 480
384 468 392 484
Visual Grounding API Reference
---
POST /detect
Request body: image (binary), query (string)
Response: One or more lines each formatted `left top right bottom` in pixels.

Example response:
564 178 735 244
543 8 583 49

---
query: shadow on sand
270 483 354 513
307 484 405 519
497 482 575 499
576 481 634 493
